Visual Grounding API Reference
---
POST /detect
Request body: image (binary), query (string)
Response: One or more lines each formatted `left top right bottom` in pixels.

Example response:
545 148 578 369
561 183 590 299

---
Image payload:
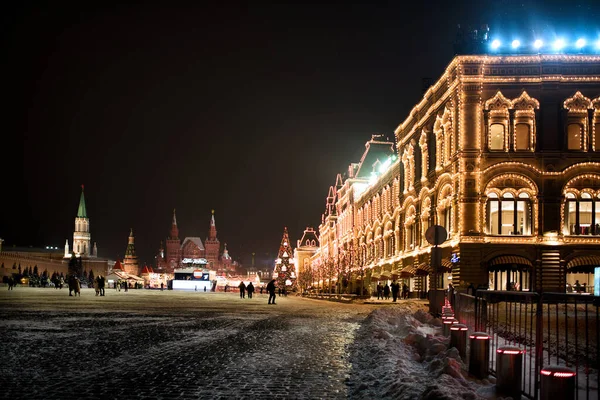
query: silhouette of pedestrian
247 282 254 298
239 281 246 298
383 283 390 300
391 279 400 302
267 279 277 304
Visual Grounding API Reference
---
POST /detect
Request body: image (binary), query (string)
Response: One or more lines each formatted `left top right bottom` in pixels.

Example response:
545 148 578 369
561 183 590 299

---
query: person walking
267 279 277 304
402 283 409 299
99 275 105 296
376 283 383 300
247 282 254 299
383 283 390 300
238 281 246 298
447 283 455 308
391 279 400 302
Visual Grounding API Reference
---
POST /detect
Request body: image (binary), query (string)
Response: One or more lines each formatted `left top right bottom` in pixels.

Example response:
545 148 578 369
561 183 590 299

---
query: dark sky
3 1 600 267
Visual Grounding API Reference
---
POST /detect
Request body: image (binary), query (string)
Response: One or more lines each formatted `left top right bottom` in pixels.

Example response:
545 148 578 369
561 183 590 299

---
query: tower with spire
165 209 181 273
122 228 139 275
72 185 91 257
204 210 220 269
273 227 296 289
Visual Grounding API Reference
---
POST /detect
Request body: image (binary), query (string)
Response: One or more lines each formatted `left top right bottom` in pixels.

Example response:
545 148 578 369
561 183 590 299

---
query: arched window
565 192 600 235
567 124 583 150
511 91 539 151
405 207 416 250
437 185 453 235
490 124 505 150
487 192 532 235
515 124 530 150
564 91 592 151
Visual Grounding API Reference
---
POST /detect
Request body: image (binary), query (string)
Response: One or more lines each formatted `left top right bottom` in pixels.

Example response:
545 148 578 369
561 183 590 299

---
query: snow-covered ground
347 301 512 400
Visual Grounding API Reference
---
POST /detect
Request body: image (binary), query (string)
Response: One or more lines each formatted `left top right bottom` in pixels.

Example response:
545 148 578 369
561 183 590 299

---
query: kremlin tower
72 185 91 257
122 229 139 275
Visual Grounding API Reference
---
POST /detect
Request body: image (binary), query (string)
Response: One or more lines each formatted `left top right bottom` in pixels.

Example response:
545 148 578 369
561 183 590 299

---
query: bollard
442 317 456 336
496 346 524 399
540 365 576 400
468 332 490 379
450 323 468 359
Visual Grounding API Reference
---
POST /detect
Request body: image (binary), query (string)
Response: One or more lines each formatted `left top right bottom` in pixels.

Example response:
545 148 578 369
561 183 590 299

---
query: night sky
3 1 600 267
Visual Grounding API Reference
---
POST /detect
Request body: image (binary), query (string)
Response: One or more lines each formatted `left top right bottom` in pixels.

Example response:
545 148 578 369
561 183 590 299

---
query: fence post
534 292 543 399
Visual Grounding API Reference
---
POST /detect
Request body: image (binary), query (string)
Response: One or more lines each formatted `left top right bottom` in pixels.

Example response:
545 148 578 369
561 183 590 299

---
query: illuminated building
0 186 109 281
155 209 235 275
311 53 600 294
121 229 139 275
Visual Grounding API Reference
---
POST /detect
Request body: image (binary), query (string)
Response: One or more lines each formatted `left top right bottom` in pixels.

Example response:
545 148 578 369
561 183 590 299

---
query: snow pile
347 302 496 400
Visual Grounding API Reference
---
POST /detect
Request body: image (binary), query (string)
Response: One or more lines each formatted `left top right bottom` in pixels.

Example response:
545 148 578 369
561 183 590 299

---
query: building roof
140 265 153 274
181 237 205 251
112 260 124 270
77 185 87 218
297 227 319 249
354 135 395 179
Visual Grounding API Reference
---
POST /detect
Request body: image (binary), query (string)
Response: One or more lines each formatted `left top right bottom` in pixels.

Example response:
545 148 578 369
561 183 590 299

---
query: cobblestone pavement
0 287 378 399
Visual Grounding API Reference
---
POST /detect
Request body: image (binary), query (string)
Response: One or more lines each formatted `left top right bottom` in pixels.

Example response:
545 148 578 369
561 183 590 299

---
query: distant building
155 209 236 275
0 186 109 281
122 229 139 275
294 227 319 291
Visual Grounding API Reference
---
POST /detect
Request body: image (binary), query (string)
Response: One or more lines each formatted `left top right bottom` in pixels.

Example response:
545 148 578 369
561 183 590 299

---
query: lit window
565 192 600 235
567 124 583 150
515 123 530 150
487 192 531 235
490 124 505 150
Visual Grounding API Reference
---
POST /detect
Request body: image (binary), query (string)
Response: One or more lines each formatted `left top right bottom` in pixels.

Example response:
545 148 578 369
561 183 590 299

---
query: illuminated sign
182 258 207 265
451 253 460 263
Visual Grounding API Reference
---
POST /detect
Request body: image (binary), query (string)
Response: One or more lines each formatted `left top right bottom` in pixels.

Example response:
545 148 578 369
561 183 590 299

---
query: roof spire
77 185 87 218
169 208 179 240
209 210 217 240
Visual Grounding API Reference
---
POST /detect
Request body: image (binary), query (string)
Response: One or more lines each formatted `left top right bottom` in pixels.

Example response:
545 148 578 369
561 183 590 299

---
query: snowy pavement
1 287 505 399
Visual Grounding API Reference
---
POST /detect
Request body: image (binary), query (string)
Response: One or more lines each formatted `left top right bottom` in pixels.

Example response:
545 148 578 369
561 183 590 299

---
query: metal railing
454 290 599 400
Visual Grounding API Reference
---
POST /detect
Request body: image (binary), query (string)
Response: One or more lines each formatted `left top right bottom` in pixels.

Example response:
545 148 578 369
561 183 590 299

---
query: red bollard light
450 323 468 359
496 346 524 399
469 332 490 379
540 365 576 400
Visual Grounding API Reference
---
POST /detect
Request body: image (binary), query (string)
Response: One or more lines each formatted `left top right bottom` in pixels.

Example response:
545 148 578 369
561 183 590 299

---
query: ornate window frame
419 129 429 182
485 91 511 151
511 92 539 151
564 91 593 151
483 174 538 237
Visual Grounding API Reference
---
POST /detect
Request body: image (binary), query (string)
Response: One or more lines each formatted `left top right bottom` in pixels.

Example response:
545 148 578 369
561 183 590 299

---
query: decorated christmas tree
273 227 296 290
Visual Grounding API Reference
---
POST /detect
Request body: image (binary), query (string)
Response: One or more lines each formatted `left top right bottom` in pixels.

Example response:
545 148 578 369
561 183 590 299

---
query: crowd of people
376 280 410 302
230 279 279 304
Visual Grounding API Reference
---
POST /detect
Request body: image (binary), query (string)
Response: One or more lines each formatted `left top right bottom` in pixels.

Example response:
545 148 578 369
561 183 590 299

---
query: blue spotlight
575 38 586 49
533 39 543 50
491 39 501 50
553 38 566 51
511 39 521 49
